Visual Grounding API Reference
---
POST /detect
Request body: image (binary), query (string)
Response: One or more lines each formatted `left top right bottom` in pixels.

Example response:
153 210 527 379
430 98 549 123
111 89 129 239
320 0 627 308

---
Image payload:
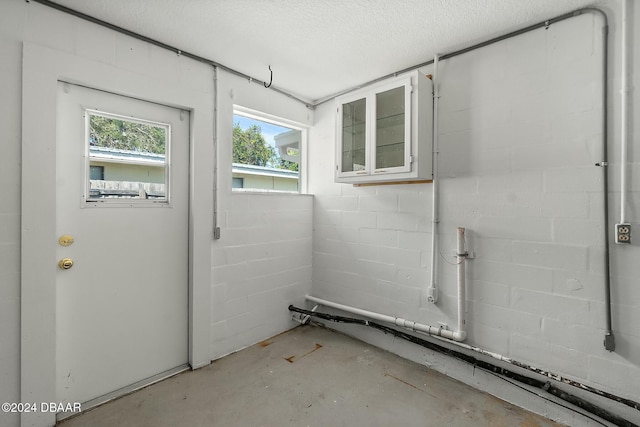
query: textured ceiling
50 0 609 103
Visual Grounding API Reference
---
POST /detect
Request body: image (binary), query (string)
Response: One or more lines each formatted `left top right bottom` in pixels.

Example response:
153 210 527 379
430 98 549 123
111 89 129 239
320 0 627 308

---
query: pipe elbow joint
452 330 467 342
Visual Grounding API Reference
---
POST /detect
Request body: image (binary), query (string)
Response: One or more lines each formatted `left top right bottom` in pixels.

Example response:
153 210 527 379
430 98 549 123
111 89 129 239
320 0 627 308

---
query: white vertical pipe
620 0 630 224
456 227 467 334
427 54 441 304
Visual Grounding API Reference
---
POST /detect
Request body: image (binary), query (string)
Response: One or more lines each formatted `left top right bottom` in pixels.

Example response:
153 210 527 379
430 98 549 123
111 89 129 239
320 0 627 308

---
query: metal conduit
27 0 314 109
314 8 615 351
28 0 615 350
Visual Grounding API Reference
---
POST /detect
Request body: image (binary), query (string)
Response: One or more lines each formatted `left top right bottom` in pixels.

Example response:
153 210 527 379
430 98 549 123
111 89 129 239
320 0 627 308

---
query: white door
55 82 189 408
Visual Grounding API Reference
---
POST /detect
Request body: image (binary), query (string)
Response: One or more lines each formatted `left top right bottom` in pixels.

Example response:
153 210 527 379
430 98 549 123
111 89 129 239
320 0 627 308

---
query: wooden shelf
353 179 432 187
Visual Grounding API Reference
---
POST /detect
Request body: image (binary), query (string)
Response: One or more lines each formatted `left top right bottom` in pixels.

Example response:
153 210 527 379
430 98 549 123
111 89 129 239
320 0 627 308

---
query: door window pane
87 111 169 201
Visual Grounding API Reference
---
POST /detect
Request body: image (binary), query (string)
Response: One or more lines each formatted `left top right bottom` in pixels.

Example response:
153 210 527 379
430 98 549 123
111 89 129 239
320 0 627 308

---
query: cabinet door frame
336 91 370 180
370 77 412 176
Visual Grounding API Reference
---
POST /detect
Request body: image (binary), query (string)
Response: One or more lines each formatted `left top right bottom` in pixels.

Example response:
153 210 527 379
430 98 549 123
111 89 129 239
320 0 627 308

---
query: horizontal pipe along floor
59 325 564 427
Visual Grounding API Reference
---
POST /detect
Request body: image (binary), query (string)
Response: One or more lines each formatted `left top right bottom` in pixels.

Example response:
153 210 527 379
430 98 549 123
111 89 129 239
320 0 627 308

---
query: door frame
21 43 212 427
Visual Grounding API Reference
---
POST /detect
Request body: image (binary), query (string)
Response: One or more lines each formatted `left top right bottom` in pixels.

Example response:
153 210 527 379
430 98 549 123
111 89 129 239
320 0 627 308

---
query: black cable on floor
288 305 637 427
482 369 608 427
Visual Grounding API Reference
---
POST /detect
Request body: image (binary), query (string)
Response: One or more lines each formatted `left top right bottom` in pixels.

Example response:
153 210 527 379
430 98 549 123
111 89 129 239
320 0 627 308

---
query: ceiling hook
264 65 273 88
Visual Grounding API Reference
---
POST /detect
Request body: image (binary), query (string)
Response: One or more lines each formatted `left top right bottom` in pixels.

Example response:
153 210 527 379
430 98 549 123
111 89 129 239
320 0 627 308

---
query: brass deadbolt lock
58 258 74 270
59 235 75 247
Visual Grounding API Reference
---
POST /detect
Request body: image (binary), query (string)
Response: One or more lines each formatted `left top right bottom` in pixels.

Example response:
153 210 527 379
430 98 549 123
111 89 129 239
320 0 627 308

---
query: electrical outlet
615 223 631 244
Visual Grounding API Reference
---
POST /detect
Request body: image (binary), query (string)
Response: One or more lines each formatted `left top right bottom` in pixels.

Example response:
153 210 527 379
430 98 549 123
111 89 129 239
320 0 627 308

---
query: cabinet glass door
375 86 406 170
341 97 367 173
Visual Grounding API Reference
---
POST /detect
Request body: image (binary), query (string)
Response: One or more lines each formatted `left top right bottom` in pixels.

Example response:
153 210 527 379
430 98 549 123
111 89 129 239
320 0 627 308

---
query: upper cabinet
335 70 433 184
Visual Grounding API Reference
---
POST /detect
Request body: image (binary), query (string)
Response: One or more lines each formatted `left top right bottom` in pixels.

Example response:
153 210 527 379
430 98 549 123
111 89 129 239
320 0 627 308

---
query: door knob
58 258 74 270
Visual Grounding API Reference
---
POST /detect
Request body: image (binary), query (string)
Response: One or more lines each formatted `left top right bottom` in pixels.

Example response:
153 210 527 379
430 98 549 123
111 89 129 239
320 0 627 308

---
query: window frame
84 109 172 206
232 105 308 194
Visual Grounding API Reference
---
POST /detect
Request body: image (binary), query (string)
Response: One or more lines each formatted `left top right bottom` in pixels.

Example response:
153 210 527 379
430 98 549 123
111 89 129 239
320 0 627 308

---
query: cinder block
511 287 589 322
588 354 640 399
398 231 430 251
358 194 398 212
512 241 588 270
469 280 510 308
512 193 589 219
315 195 358 211
474 260 553 292
356 259 397 282
212 263 249 286
466 324 510 354
477 171 543 194
224 242 268 264
225 209 265 228
358 228 398 247
510 93 551 127
313 236 345 257
551 269 605 302
541 317 599 354
468 301 513 331
543 167 602 193
378 212 422 232
222 296 249 320
230 193 250 210
342 211 377 228
507 310 543 338
478 216 552 242
381 247 422 269
470 238 511 262
505 70 546 102
550 83 598 118
439 107 472 133
314 209 341 226
398 193 431 213
548 56 599 93
547 14 597 67
210 284 227 315
510 334 589 380
552 218 602 246
225 279 252 301
395 267 427 287
345 242 379 264
209 320 228 345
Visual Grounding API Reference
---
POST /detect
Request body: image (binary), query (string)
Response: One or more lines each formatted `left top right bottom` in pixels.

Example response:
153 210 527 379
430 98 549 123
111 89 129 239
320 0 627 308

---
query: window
232 177 244 189
89 165 105 180
232 110 303 193
86 110 169 202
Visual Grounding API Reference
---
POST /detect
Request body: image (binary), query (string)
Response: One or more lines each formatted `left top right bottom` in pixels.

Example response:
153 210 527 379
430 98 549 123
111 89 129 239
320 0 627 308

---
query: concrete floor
59 325 564 427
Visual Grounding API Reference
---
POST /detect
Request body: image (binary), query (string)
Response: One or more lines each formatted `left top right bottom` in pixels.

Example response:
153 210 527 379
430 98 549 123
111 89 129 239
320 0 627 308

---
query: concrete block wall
210 192 313 359
211 69 315 360
0 2 313 426
308 5 640 420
